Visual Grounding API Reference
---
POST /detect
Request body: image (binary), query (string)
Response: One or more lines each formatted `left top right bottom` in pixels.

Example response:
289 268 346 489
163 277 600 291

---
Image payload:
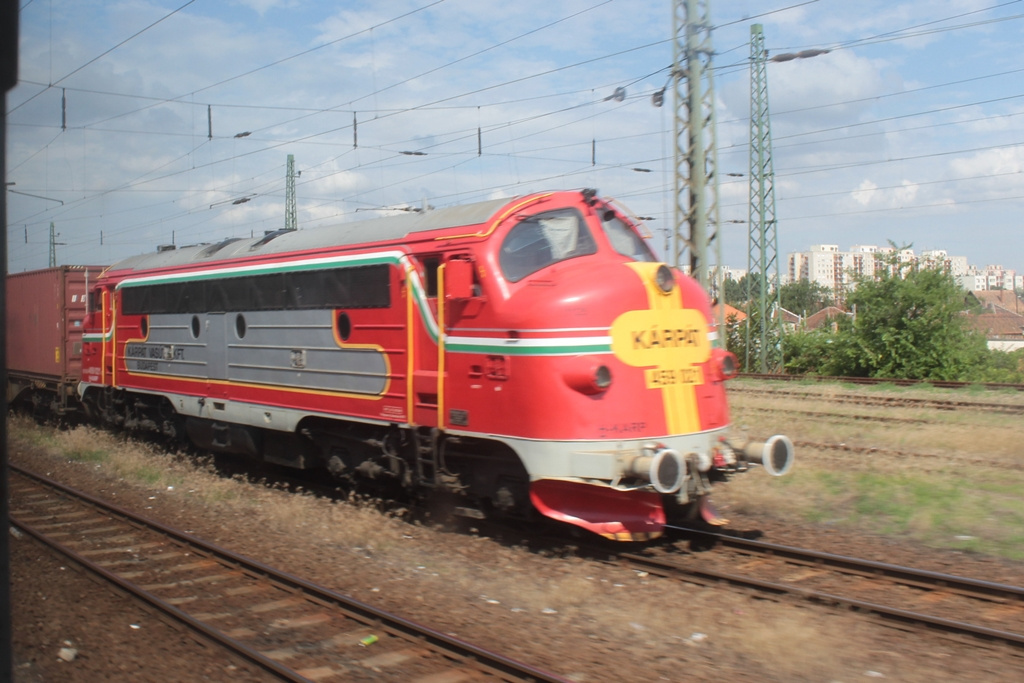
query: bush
974 348 1024 383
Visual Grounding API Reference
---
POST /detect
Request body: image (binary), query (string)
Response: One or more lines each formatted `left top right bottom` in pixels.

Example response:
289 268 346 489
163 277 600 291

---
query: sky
5 0 1024 277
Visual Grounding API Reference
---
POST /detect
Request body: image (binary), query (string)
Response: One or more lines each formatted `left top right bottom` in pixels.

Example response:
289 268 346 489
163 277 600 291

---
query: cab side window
602 210 656 262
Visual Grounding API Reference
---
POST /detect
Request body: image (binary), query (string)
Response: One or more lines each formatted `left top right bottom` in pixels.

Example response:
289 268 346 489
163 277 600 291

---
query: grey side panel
124 310 387 395
125 315 207 379
227 310 387 394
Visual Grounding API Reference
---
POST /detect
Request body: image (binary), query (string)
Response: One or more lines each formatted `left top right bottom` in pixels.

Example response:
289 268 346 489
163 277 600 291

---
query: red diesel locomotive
73 188 792 541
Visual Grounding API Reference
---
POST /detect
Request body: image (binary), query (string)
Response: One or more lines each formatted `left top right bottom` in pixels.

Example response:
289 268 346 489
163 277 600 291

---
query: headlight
655 264 675 294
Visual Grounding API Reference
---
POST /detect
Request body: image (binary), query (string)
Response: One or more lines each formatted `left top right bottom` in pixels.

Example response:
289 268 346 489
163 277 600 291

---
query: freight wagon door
63 270 91 379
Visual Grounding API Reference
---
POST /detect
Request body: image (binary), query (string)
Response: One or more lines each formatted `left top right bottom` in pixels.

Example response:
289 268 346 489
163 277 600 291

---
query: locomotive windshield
601 209 656 262
499 209 597 282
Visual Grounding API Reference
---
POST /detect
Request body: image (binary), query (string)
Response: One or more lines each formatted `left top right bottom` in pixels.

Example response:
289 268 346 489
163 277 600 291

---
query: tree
779 279 833 317
845 260 989 380
783 253 990 381
723 273 762 308
725 305 782 373
722 277 746 307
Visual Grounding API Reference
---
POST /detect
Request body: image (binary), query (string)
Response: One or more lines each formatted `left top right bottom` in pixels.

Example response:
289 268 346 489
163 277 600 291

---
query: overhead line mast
747 23 783 373
671 0 722 302
285 154 298 232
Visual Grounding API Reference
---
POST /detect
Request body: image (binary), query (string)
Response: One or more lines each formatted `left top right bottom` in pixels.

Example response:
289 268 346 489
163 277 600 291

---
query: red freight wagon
6 266 108 415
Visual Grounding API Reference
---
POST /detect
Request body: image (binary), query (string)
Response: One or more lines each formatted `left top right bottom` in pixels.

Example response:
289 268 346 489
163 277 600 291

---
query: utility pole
671 0 722 299
285 154 297 231
746 23 783 373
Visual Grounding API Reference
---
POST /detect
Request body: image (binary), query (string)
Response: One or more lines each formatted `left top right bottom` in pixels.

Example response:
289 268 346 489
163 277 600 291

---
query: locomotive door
409 256 442 428
439 256 477 431
408 254 479 430
101 286 115 386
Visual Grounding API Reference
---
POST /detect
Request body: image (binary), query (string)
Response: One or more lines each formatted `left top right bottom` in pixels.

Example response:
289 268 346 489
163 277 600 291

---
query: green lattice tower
746 23 783 372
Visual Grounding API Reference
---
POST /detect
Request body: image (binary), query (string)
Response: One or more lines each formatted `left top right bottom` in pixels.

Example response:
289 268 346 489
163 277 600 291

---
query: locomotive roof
109 196 515 273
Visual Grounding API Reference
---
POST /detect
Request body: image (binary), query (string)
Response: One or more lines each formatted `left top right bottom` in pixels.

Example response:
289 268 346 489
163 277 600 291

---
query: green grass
63 446 108 463
133 464 166 485
730 463 1024 560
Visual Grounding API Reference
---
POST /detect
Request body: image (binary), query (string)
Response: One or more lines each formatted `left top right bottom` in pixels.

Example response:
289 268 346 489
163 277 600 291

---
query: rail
608 528 1024 650
9 464 571 683
738 373 1024 392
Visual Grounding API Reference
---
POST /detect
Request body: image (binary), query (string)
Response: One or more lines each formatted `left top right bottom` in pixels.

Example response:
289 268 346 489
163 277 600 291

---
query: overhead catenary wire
13 69 1020 223
10 2 1016 147
9 1 671 232
8 0 1024 270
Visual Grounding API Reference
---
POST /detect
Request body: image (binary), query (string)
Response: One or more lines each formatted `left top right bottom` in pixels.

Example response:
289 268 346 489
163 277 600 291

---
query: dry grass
7 416 408 553
731 602 857 679
730 380 1024 468
8 416 618 616
733 404 1021 464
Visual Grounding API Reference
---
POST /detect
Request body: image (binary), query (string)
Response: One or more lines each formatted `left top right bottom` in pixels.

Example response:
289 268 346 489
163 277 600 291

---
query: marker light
563 363 613 395
714 349 739 380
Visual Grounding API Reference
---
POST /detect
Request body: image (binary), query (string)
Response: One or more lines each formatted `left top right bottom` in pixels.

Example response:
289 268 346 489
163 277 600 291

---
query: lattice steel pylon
671 0 722 302
746 23 783 373
285 154 297 231
48 222 65 267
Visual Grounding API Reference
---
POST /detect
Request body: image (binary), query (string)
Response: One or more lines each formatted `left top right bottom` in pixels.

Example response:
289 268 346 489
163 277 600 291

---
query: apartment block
786 244 1001 300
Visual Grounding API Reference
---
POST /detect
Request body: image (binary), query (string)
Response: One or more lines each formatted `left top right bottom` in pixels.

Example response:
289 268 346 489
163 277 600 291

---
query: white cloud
851 179 879 206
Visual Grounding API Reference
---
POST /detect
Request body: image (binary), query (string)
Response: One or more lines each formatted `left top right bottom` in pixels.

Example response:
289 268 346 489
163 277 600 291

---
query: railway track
739 405 935 426
616 530 1024 650
8 464 570 683
728 384 1024 415
783 439 999 469
738 373 1024 393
